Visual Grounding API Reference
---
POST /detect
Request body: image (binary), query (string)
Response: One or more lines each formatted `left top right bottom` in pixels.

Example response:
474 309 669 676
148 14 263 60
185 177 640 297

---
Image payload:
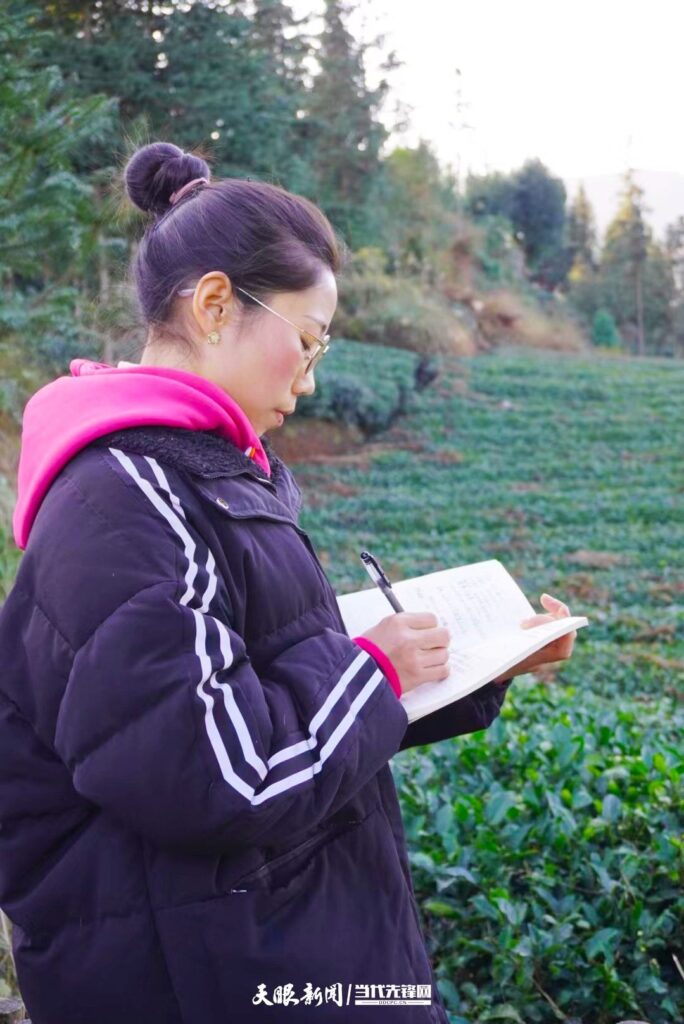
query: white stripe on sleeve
109 448 387 807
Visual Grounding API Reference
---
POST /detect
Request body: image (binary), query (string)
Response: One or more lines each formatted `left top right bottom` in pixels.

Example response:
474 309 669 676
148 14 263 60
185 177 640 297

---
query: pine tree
591 309 621 348
35 0 317 190
248 0 313 189
567 185 597 277
0 2 115 368
665 216 684 292
601 171 650 355
306 0 390 246
156 3 262 176
593 173 677 355
35 0 158 152
666 217 684 356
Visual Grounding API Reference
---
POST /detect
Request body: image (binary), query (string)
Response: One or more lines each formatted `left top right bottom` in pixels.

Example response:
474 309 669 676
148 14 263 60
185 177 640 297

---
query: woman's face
175 267 338 436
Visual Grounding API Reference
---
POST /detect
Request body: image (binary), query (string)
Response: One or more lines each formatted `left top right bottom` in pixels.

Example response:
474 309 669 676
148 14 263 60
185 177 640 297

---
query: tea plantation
293 345 684 1024
0 345 681 1021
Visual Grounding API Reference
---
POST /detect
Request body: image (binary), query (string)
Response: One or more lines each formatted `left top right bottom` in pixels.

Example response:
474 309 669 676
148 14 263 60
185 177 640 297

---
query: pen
360 550 405 614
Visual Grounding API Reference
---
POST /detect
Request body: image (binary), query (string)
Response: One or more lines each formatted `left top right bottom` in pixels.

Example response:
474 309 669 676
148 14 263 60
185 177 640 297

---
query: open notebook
337 559 588 723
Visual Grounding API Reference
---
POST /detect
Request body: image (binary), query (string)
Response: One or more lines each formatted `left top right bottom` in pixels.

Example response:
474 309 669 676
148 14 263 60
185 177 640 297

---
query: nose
295 365 316 396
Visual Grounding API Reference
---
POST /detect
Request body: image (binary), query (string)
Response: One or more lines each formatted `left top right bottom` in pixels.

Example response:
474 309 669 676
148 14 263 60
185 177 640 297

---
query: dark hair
124 142 343 328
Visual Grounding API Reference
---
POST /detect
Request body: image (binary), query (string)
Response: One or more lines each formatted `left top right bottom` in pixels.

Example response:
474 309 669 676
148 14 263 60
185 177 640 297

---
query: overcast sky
293 0 684 182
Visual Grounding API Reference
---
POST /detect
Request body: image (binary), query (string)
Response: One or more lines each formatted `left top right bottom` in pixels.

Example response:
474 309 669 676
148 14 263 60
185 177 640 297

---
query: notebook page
337 560 534 643
392 560 536 647
336 586 395 639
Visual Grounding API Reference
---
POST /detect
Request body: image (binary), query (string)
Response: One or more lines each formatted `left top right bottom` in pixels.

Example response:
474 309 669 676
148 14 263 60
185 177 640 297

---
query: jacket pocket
230 812 371 894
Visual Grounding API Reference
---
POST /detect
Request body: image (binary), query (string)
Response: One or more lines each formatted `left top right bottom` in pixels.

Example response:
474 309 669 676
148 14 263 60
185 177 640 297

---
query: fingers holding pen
419 646 450 670
407 615 451 680
358 554 452 691
360 612 451 693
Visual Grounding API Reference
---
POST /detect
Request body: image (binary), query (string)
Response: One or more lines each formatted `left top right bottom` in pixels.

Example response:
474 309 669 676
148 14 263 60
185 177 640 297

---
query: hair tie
169 177 209 206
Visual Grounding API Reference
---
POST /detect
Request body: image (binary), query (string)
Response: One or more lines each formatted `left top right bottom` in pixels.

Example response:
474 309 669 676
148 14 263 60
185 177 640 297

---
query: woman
0 143 575 1024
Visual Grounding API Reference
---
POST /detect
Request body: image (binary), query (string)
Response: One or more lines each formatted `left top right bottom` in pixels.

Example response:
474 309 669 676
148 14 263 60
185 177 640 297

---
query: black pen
360 550 405 614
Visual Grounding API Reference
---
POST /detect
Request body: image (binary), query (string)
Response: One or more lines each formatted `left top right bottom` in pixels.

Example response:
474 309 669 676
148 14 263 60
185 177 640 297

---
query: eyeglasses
177 284 331 374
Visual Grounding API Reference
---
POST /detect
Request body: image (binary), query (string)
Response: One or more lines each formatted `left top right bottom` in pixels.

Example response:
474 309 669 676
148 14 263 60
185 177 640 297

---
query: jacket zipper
230 818 363 893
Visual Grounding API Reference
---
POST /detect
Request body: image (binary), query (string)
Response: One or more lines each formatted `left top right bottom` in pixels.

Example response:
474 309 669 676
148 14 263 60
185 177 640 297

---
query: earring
207 330 220 345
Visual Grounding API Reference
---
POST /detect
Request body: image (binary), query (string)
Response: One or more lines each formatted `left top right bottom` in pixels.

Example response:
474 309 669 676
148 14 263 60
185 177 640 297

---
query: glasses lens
306 338 330 373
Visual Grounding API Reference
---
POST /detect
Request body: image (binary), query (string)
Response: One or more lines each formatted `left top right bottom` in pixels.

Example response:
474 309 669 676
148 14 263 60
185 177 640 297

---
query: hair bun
124 142 211 215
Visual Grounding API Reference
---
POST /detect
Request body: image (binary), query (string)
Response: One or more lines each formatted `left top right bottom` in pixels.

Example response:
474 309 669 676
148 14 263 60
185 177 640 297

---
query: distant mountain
564 170 684 242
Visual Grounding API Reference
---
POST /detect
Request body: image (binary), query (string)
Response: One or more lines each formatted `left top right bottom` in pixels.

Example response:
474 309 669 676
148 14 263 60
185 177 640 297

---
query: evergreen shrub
298 338 420 435
593 309 623 349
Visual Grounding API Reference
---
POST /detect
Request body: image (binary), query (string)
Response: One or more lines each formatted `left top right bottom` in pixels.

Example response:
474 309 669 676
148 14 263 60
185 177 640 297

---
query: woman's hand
491 592 577 683
361 613 450 694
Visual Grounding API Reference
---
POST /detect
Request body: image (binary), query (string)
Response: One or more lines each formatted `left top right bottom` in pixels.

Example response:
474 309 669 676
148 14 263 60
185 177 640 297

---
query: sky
361 0 684 181
292 0 684 181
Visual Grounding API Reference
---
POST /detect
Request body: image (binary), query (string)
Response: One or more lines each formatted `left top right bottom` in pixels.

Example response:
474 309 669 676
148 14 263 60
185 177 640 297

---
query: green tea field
0 346 681 1021
292 346 684 1024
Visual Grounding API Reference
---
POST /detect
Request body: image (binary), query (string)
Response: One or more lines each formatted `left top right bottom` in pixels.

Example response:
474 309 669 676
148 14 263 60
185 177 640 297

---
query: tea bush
297 338 422 436
295 345 684 1023
396 682 682 1022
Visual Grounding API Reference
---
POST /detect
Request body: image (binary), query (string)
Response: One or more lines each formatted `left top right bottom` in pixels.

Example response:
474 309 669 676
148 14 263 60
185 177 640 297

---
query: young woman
0 142 575 1024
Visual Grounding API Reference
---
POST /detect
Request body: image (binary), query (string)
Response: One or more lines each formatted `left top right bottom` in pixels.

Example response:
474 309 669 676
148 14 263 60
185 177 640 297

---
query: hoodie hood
13 359 270 550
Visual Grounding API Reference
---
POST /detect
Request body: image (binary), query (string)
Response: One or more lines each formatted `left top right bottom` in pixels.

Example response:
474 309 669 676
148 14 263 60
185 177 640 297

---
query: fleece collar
91 426 283 484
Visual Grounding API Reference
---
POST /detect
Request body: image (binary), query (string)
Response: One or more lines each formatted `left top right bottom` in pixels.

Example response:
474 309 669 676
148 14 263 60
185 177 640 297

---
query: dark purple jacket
0 427 510 1023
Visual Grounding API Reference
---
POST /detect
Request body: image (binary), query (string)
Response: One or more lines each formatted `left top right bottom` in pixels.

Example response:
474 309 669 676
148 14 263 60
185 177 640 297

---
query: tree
509 159 568 288
34 0 314 187
466 160 568 289
601 171 650 354
591 309 621 348
465 171 515 221
640 240 676 355
380 142 458 276
0 2 115 369
305 0 391 247
568 179 677 355
250 0 313 190
156 4 266 176
34 0 158 172
567 185 597 275
665 216 684 356
591 174 677 356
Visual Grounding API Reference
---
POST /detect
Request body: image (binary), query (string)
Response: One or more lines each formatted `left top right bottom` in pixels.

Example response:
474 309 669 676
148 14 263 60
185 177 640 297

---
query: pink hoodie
13 359 269 550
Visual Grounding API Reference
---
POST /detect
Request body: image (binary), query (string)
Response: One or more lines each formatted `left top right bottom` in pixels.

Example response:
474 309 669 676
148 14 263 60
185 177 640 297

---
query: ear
191 271 234 333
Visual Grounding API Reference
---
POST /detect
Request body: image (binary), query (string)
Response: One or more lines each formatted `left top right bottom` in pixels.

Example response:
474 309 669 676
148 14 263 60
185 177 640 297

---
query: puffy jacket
0 422 510 1024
